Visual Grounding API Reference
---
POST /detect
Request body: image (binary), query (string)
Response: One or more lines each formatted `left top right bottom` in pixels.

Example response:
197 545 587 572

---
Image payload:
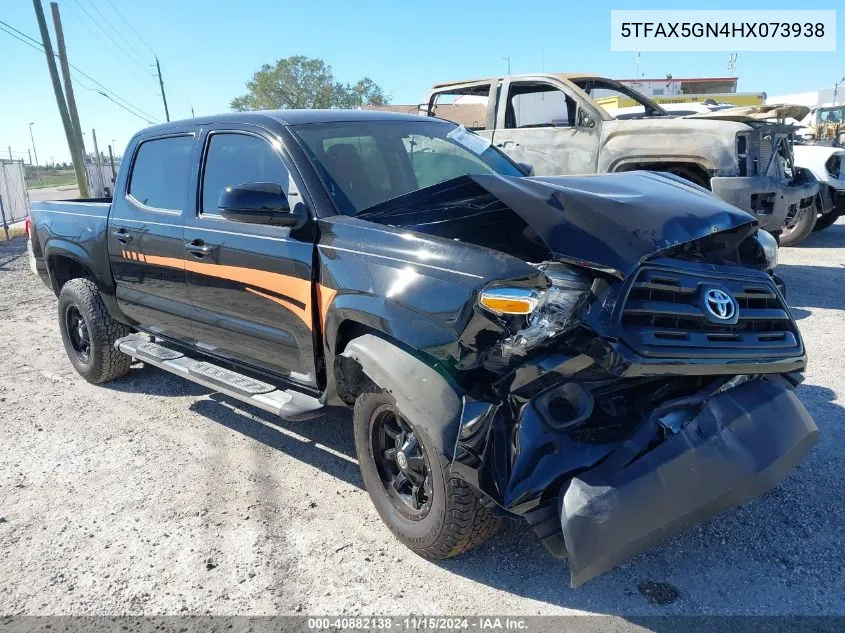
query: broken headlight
478 287 543 316
499 263 592 357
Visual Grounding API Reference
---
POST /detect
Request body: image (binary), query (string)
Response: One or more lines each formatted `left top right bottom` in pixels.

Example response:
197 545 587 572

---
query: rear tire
353 390 499 559
58 278 132 384
779 201 818 247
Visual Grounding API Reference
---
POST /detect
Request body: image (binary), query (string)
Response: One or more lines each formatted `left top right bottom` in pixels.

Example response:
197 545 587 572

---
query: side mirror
517 162 535 176
218 182 299 226
579 111 596 129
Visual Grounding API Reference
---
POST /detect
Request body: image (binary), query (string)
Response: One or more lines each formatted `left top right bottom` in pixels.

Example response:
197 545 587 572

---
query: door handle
185 241 214 257
112 229 133 244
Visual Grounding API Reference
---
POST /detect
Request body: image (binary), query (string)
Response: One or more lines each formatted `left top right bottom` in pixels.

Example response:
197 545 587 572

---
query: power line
96 91 156 124
0 19 160 124
0 21 43 52
104 0 156 58
81 0 150 69
67 0 152 75
61 0 132 72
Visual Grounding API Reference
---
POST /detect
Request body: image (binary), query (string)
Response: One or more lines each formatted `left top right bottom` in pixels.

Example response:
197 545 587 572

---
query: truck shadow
786 219 844 249
776 262 845 312
189 392 364 491
0 237 26 270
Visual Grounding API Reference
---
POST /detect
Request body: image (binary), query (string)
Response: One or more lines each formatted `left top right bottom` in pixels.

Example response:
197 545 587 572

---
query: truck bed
29 199 113 295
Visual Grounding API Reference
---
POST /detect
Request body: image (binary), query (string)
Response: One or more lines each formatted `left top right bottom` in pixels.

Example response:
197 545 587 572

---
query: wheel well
615 162 711 189
48 255 92 294
332 321 382 405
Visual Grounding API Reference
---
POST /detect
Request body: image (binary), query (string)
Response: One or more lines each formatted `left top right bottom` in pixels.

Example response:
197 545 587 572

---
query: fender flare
43 238 126 323
341 334 463 459
43 239 96 291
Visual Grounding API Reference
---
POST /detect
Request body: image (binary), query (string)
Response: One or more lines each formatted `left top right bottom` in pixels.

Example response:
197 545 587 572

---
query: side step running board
115 335 323 421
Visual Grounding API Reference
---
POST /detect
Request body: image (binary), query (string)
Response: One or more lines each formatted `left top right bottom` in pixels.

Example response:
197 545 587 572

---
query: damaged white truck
423 74 818 242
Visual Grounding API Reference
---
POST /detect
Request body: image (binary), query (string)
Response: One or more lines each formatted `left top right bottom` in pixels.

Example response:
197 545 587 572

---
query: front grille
619 267 802 358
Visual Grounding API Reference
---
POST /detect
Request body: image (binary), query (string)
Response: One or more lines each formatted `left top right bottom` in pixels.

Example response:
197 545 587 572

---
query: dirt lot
1 225 844 619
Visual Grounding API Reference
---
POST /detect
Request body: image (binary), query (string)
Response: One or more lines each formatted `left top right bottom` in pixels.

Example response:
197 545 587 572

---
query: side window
128 136 194 211
429 84 492 131
201 133 292 216
506 84 576 129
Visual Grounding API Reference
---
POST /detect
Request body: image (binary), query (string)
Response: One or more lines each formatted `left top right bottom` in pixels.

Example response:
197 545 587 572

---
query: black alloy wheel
64 304 91 363
370 403 433 519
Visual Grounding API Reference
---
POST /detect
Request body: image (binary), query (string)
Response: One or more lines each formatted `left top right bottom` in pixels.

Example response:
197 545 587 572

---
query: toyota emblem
703 288 738 322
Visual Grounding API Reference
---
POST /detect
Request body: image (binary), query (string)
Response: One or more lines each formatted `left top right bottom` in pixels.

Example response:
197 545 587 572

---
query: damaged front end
710 120 818 234
355 172 819 586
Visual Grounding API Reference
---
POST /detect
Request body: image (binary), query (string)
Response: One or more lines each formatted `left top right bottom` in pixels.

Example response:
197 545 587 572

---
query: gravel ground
0 225 843 619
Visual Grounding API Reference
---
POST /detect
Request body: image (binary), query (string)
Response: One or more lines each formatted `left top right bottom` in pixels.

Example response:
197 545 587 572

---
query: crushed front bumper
711 175 818 232
560 380 818 587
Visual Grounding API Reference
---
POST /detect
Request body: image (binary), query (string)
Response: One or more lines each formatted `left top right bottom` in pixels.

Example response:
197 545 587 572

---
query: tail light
24 216 31 237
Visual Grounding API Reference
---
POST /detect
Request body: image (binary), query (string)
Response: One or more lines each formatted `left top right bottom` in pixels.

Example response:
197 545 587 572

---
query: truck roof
141 109 430 135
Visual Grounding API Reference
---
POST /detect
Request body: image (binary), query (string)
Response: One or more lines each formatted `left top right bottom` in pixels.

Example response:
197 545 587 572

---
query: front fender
325 293 463 362
341 334 463 460
599 119 742 175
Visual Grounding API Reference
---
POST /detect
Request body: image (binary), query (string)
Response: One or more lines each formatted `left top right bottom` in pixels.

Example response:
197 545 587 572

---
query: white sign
611 10 836 52
447 125 492 156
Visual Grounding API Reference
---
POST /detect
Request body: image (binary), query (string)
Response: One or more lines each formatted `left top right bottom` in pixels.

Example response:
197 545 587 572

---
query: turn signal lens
478 287 541 315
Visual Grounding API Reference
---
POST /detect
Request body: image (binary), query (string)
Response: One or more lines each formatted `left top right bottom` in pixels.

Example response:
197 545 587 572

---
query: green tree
231 55 389 111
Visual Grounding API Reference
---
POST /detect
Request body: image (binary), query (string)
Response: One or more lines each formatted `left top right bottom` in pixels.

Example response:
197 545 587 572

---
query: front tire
779 201 818 247
353 391 499 559
58 278 131 384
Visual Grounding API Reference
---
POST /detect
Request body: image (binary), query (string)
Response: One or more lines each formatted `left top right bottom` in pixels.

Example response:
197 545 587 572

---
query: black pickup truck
29 110 818 586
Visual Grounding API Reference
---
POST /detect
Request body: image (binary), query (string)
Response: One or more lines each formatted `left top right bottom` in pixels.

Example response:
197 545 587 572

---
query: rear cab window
127 135 194 212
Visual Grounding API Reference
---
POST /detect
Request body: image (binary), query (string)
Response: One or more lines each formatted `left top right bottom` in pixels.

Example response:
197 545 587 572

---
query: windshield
572 79 667 119
290 120 524 215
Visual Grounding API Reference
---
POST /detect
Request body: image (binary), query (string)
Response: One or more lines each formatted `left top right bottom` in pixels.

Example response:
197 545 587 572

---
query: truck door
491 78 601 176
108 133 195 346
183 127 317 386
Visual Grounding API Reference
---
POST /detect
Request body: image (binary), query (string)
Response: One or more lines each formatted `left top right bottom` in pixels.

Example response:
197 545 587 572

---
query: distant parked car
423 74 818 240
793 144 845 232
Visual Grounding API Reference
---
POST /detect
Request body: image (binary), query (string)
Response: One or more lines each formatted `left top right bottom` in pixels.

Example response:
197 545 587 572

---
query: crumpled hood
686 103 810 123
357 171 757 278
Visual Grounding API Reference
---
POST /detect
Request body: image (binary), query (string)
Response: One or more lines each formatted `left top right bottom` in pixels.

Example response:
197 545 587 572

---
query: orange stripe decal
141 254 314 328
317 284 337 334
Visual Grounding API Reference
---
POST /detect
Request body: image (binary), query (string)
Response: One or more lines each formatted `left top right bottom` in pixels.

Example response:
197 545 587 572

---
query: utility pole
91 129 102 196
833 76 845 106
28 122 39 167
7 147 11 161
155 56 170 122
51 2 87 182
502 56 511 75
107 144 117 182
32 0 88 197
